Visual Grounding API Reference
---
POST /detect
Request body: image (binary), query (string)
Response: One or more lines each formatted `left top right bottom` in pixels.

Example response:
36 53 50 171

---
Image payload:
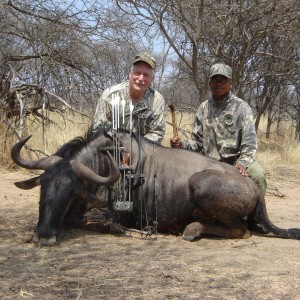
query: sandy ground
0 167 300 300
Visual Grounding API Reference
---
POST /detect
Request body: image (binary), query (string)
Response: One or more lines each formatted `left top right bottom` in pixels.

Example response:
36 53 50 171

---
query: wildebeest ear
14 176 41 190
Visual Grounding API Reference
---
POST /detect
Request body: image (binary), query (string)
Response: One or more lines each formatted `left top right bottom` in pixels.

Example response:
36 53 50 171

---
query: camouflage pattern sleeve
181 94 257 167
235 103 257 168
144 91 166 144
92 82 165 144
92 87 113 133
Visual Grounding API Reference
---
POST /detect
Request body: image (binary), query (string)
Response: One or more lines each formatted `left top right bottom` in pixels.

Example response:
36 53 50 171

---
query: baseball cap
133 52 156 69
209 63 232 79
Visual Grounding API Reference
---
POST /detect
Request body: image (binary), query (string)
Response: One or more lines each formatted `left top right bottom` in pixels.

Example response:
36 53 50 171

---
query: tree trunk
295 109 300 142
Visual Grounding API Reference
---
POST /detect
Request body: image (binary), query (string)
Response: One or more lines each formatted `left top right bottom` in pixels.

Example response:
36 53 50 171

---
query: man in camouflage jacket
92 52 166 144
171 63 267 196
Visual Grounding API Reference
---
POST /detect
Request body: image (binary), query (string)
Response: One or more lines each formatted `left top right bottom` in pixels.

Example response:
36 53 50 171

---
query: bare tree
1 0 299 141
116 0 300 134
0 0 159 137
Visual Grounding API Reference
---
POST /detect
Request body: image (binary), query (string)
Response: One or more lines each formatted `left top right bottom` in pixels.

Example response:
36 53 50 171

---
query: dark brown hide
11 131 300 245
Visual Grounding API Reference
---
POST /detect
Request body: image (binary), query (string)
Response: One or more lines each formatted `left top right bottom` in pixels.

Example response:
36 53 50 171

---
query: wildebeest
11 129 300 246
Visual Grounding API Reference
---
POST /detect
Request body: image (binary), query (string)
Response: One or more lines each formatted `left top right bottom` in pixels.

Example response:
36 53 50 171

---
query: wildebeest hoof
31 232 58 246
109 223 125 234
182 222 204 241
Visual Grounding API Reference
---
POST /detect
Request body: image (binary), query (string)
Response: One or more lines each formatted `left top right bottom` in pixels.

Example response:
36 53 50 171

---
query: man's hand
170 136 182 148
235 163 248 176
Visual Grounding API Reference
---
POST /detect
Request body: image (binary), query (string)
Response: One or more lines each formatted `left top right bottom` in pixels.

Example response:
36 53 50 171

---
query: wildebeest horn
14 176 41 190
70 151 120 186
11 135 62 170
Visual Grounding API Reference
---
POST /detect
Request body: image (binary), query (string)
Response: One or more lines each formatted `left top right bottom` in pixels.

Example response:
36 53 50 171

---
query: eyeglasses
210 78 231 84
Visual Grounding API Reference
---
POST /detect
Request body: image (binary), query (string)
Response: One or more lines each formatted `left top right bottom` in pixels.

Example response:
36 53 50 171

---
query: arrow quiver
111 130 144 214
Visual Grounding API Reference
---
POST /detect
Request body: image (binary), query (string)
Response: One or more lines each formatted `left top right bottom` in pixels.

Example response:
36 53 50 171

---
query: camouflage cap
133 52 156 69
209 63 232 79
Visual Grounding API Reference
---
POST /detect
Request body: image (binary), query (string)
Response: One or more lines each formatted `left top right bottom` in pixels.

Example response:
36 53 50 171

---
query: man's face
209 75 232 99
129 62 154 94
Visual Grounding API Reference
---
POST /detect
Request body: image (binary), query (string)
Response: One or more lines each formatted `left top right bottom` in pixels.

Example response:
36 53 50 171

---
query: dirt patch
0 169 300 299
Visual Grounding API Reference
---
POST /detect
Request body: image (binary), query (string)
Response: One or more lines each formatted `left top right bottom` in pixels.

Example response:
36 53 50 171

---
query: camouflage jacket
182 92 257 168
92 81 166 144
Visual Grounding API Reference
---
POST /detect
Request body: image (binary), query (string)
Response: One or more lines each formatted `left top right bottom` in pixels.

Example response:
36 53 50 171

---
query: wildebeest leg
185 169 258 241
182 220 251 241
246 210 270 234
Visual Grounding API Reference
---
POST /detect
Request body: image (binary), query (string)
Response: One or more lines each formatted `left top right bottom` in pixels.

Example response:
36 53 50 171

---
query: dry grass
256 117 300 178
1 111 90 169
161 111 194 146
1 111 299 171
1 112 300 300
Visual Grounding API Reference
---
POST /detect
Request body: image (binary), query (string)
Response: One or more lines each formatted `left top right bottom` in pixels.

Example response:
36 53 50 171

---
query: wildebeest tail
254 195 300 240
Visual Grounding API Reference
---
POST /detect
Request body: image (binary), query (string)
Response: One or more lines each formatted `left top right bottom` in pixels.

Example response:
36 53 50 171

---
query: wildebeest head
11 133 121 245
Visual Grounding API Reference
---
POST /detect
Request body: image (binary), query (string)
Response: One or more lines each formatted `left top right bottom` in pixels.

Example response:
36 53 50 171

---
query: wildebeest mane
52 137 87 160
53 127 105 160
